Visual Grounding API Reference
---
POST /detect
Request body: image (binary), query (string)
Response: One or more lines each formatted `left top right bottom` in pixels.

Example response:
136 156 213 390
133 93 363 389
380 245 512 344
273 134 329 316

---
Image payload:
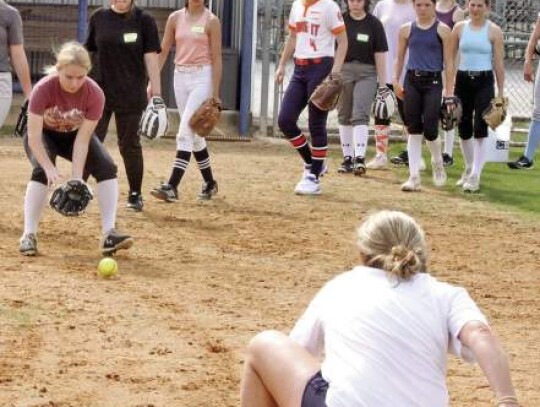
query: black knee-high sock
288 133 312 165
168 150 191 188
193 148 214 183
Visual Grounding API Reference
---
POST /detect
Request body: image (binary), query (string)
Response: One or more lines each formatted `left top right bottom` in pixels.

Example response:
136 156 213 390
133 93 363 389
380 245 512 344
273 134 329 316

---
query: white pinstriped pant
0 72 12 129
173 65 213 152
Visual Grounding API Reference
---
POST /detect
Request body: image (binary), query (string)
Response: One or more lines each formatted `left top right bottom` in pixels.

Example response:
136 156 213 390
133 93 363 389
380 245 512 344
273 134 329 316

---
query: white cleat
401 175 422 192
295 174 321 195
463 175 480 193
456 168 471 187
432 162 447 187
366 154 388 170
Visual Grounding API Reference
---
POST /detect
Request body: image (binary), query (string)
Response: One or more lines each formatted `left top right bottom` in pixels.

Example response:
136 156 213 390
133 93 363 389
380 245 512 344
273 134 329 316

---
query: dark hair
346 0 371 13
186 0 209 9
412 0 436 4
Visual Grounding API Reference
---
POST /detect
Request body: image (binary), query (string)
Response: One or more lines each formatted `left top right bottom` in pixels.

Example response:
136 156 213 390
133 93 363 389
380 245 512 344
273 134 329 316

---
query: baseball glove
309 73 343 111
189 97 222 137
482 96 509 130
440 96 462 131
372 86 397 120
49 179 93 217
13 100 29 138
138 96 168 140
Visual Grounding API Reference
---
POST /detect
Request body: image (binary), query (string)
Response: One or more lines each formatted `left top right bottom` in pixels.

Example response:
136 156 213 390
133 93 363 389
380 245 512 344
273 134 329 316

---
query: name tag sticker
191 26 205 34
123 33 138 43
357 34 369 42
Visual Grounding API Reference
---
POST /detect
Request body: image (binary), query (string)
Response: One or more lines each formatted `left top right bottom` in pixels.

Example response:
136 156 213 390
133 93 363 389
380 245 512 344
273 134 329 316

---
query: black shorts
24 130 117 184
301 371 329 407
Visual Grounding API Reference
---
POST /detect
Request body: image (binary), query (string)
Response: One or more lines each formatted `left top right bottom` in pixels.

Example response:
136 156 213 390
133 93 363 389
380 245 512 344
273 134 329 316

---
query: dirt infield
0 136 538 407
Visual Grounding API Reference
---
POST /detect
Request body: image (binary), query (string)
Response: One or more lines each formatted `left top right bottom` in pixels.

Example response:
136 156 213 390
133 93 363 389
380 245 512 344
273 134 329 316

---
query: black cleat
151 183 178 202
100 229 134 255
507 155 534 169
337 156 353 173
353 156 367 176
390 150 409 166
126 192 144 212
442 153 454 167
199 180 218 200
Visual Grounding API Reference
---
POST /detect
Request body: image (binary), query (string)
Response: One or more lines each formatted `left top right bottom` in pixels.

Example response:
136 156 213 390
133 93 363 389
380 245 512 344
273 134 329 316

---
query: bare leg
240 330 320 407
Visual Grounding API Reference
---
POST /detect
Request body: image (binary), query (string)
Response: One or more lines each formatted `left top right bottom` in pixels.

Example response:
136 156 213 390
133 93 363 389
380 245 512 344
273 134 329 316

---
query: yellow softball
97 257 118 278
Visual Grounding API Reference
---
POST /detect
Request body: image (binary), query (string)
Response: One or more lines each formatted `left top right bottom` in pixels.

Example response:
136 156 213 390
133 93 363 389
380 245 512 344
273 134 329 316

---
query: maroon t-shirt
29 74 105 133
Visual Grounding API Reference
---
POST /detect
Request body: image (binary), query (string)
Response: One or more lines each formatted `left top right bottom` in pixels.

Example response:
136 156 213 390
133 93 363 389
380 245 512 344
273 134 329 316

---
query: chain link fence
255 0 540 136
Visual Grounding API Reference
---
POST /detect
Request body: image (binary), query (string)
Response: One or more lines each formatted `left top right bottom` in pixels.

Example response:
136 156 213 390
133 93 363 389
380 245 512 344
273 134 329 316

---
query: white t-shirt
372 0 416 84
288 0 345 59
290 266 488 407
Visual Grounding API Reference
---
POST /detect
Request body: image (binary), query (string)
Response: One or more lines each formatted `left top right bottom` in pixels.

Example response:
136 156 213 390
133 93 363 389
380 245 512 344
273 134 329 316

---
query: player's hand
275 65 285 84
524 60 534 82
45 166 63 187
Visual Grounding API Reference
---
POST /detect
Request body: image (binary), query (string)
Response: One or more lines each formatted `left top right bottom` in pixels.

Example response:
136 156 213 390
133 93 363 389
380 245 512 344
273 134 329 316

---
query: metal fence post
260 0 274 136
77 0 88 43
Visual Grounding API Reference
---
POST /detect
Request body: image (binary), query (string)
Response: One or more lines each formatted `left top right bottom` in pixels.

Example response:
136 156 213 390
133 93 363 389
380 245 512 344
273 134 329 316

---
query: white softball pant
173 65 213 152
0 72 12 129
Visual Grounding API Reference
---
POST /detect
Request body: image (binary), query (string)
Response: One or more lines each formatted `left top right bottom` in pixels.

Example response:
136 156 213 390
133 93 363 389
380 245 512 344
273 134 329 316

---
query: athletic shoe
100 229 134 255
507 155 534 169
401 175 421 192
338 156 353 174
353 156 367 176
294 173 321 195
126 192 143 212
391 150 408 166
304 163 329 178
151 183 178 202
456 168 471 187
391 150 426 171
199 180 218 200
442 153 454 167
432 162 447 187
19 233 38 256
366 154 388 170
463 175 480 193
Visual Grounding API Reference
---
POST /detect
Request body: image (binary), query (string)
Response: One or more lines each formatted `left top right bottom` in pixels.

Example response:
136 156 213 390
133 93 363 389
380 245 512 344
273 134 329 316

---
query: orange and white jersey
288 0 345 59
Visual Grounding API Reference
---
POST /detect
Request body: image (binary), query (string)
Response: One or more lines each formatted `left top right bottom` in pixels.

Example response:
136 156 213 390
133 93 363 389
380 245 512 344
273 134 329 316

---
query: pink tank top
174 8 212 66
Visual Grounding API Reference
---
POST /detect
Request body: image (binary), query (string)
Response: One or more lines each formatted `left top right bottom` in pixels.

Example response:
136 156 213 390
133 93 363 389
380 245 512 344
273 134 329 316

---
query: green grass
384 143 540 216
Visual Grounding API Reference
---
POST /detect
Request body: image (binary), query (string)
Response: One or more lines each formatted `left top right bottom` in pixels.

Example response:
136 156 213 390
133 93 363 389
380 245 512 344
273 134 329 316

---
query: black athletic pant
455 70 494 140
95 109 143 194
403 71 443 141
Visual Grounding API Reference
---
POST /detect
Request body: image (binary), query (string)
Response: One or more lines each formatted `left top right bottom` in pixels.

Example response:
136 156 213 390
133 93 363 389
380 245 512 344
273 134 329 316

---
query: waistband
175 65 209 73
458 70 492 78
294 57 332 66
407 70 441 78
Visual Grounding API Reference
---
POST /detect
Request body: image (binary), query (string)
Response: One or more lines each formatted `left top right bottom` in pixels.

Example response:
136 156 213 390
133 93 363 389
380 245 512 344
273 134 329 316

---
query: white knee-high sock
426 137 443 166
471 138 487 178
339 125 354 158
407 134 423 177
444 129 455 156
353 125 369 158
23 181 49 235
460 138 474 171
97 179 118 234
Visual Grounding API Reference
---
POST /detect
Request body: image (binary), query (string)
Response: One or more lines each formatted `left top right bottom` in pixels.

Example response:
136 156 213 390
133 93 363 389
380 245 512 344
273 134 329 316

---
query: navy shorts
301 371 329 407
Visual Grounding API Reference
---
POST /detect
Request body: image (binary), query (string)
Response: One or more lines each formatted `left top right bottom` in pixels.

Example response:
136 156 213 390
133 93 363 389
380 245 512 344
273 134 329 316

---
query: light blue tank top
459 21 492 71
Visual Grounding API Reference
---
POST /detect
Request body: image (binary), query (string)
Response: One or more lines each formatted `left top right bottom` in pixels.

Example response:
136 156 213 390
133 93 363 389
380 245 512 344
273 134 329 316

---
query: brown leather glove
482 96 509 131
309 73 343 111
189 97 223 137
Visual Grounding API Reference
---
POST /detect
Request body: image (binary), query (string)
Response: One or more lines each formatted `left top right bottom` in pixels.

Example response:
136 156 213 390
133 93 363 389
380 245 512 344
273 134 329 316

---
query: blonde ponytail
357 211 427 281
